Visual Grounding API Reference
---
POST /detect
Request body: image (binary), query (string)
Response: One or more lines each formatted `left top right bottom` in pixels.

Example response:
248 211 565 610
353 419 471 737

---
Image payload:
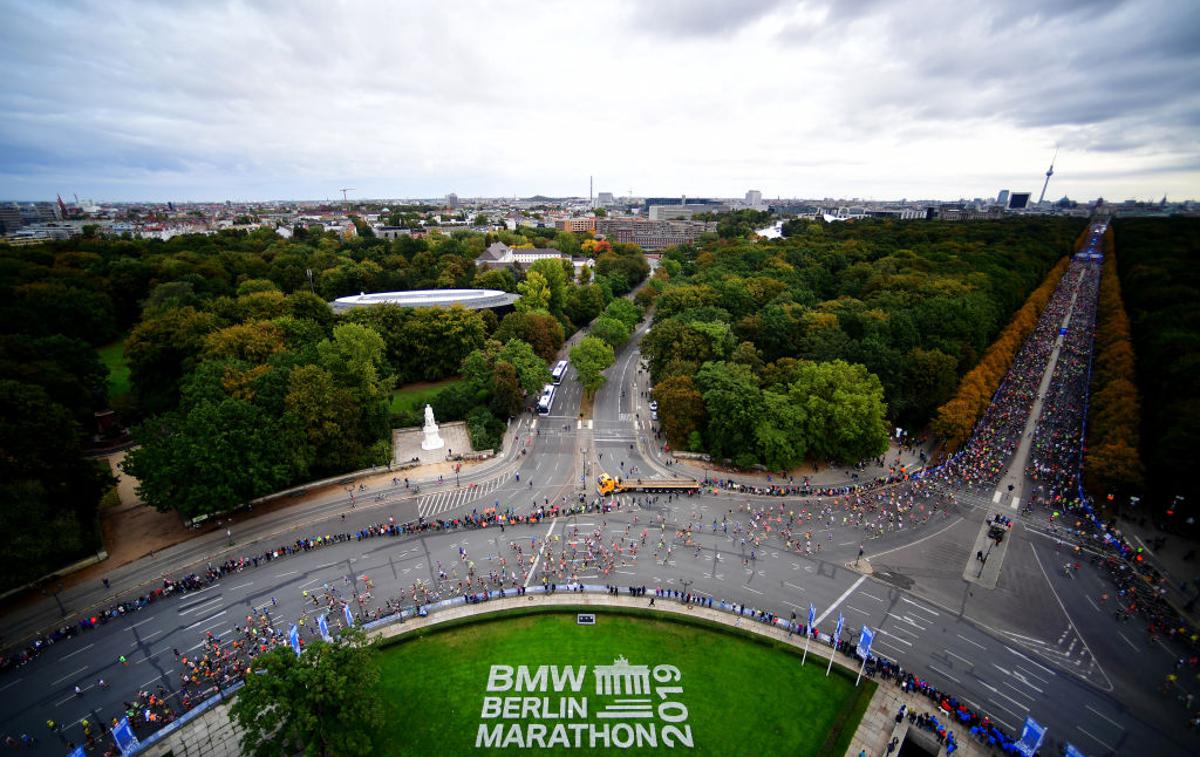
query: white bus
551 360 568 385
537 384 556 415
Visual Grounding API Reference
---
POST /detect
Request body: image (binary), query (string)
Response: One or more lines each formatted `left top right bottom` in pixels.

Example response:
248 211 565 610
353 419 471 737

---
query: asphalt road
3 225 1197 755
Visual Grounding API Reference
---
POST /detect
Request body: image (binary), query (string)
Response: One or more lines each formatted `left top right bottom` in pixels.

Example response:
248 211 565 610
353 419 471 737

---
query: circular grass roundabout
375 606 875 755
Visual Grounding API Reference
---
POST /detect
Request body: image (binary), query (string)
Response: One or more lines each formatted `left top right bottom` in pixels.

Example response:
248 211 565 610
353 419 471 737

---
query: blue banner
288 624 301 657
318 613 330 641
1064 745 1087 757
69 747 86 757
807 603 816 636
856 625 875 659
344 603 355 628
1015 716 1046 756
111 716 139 755
834 613 844 642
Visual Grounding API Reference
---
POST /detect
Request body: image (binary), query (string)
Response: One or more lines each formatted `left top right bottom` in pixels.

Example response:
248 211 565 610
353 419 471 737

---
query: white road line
957 634 986 650
784 582 805 592
868 516 964 559
52 666 88 686
274 571 297 577
140 669 175 689
128 616 158 630
1001 680 1036 702
0 677 23 694
976 680 1029 713
900 597 939 616
898 615 927 631
1117 631 1139 652
132 630 163 646
992 491 1002 503
885 625 918 639
1006 646 1056 677
178 597 223 616
1028 541 1112 691
945 650 973 665
1085 705 1125 730
860 591 885 602
135 652 165 664
927 664 961 684
743 586 764 595
984 697 1025 722
61 643 94 661
845 605 869 615
299 577 323 589
523 518 558 588
230 581 254 590
1085 595 1100 612
185 610 226 630
874 638 909 656
815 575 866 627
1076 725 1116 751
876 629 912 646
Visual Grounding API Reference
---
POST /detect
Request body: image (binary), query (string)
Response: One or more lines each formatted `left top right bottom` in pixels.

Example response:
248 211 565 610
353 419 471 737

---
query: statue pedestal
421 423 444 451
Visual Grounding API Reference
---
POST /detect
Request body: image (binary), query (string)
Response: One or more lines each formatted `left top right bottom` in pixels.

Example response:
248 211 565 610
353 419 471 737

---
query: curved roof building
330 288 518 313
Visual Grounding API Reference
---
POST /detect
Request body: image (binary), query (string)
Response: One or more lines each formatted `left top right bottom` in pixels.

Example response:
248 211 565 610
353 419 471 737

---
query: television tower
1037 149 1057 205
589 175 594 208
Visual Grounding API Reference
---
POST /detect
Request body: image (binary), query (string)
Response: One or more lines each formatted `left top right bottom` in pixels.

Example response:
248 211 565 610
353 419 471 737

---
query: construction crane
339 188 356 204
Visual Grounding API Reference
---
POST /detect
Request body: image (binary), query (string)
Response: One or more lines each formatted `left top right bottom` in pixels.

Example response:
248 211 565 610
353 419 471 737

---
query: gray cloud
625 0 795 38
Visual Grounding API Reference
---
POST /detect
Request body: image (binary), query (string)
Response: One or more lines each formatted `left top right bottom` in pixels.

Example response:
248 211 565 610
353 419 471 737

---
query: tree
126 306 219 414
230 628 384 757
652 375 706 448
695 361 763 461
490 361 524 418
515 270 551 313
570 336 615 395
590 316 631 349
495 311 564 363
787 360 889 464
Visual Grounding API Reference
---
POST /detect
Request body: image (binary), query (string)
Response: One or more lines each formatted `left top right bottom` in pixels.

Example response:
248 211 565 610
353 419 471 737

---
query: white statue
421 403 444 451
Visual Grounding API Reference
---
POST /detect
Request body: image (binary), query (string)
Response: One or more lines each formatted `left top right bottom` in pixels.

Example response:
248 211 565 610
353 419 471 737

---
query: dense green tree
515 270 551 313
230 628 384 757
788 360 889 464
570 336 615 395
126 306 219 414
590 316 631 349
694 362 763 461
495 311 564 363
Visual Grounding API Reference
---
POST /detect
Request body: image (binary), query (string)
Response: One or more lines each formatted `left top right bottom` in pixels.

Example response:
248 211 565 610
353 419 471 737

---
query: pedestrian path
417 476 503 519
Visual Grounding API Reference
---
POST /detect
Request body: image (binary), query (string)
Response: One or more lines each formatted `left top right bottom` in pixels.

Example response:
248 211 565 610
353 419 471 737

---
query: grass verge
389 377 462 415
97 336 130 403
374 605 873 755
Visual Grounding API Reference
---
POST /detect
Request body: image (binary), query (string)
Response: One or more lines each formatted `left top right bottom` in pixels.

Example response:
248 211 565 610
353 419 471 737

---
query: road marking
992 491 1002 503
900 597 938 616
178 597 223 616
1001 680 1037 702
927 664 961 684
185 610 227 630
898 615 927 631
61 643 94 661
845 605 869 615
1085 595 1100 611
523 519 559 588
886 625 918 639
1076 725 1116 751
1084 705 1125 730
957 634 986 650
1005 647 1055 677
230 581 254 589
875 629 912 646
299 577 323 589
814 574 866 627
784 582 805 592
945 649 973 665
975 680 1028 713
874 639 909 656
274 571 298 577
1117 631 1139 652
860 591 885 602
0 677 23 693
984 697 1025 723
743 586 764 595
52 666 88 686
133 630 163 646
1010 496 1019 511
128 616 158 630
868 516 964 559
140 669 175 689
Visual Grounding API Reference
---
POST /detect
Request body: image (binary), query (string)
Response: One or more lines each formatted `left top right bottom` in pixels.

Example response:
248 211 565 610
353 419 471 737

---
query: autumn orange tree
1083 228 1144 501
932 256 1070 450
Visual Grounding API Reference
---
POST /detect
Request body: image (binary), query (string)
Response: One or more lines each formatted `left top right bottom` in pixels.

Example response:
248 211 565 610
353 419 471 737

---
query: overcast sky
1 0 1197 202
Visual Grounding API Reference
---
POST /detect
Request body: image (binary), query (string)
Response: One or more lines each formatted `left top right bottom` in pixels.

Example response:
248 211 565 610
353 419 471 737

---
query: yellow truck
596 473 699 496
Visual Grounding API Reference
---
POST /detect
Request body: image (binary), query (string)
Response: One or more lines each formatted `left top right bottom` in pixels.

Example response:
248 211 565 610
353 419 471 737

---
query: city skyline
2 0 1197 203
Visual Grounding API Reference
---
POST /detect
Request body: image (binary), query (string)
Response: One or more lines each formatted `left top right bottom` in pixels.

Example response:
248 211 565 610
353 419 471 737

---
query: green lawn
375 609 873 756
388 378 463 415
97 336 130 402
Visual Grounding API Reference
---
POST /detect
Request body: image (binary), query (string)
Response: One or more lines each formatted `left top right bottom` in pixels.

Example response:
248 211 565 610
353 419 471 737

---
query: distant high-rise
996 189 1010 207
745 189 762 206
1037 149 1057 205
597 192 615 206
0 203 23 234
446 193 459 209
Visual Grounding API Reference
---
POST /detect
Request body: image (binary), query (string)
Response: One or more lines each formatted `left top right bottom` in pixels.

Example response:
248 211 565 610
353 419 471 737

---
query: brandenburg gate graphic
592 656 651 696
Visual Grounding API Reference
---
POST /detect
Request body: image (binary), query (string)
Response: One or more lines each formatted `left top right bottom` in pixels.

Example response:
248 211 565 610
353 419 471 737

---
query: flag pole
826 638 836 677
801 627 811 665
855 655 866 686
